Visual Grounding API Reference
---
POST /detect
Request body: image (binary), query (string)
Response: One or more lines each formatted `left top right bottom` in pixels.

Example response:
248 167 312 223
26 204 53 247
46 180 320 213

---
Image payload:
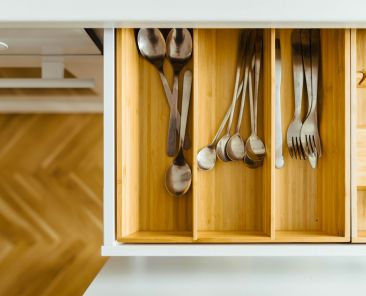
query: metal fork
287 29 306 159
300 29 322 168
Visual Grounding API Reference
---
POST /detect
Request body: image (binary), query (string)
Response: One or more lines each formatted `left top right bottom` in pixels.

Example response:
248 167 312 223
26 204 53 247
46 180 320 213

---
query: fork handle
292 29 304 119
275 37 284 168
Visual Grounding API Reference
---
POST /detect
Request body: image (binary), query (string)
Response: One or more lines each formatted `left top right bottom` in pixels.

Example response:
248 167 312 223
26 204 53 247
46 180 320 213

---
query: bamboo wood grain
274 29 350 242
0 114 105 295
351 29 358 241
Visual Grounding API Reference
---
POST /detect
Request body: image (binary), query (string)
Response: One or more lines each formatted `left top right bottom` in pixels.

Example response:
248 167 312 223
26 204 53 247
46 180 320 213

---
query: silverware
287 29 305 160
275 34 284 169
165 70 192 196
196 81 244 170
226 30 253 161
216 31 247 162
137 28 191 151
300 29 321 168
244 32 265 168
166 28 193 157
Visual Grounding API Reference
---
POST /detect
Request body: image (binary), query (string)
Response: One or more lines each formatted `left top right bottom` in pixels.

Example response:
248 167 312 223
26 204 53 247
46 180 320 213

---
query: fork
300 29 322 168
287 29 306 159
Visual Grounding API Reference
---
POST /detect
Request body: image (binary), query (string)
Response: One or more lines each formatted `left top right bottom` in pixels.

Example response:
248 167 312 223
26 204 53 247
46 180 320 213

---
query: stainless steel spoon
137 28 191 151
226 31 255 161
216 32 246 162
243 70 264 168
165 70 192 196
244 33 265 165
197 82 244 170
166 28 193 157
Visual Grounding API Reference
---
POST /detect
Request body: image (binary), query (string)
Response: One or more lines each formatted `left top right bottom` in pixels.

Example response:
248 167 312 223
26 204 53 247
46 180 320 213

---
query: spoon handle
235 53 250 133
254 31 262 135
159 70 191 149
211 81 244 146
166 75 178 156
179 71 192 148
248 70 255 135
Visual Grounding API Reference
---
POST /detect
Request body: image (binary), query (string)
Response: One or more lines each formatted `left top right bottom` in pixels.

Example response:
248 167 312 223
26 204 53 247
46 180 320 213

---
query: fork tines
286 29 321 168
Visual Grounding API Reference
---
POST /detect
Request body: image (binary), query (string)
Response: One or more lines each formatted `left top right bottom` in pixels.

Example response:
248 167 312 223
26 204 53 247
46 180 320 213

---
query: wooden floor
0 114 106 296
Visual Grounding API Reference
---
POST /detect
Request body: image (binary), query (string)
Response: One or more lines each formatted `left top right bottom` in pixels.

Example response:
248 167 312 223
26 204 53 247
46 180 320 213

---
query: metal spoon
243 69 264 167
197 82 244 170
244 33 265 165
137 28 191 151
166 28 193 157
216 32 246 162
165 71 192 196
226 31 255 161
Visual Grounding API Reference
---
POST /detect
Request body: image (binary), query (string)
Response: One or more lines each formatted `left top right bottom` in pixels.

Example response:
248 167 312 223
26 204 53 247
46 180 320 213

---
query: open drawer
115 28 350 243
352 29 366 243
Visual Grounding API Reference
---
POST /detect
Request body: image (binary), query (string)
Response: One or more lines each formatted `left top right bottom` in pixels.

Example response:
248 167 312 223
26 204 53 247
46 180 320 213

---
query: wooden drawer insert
115 28 350 243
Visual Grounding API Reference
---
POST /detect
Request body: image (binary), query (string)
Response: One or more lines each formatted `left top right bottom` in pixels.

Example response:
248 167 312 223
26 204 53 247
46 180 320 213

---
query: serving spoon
166 28 193 157
137 28 191 151
165 70 192 196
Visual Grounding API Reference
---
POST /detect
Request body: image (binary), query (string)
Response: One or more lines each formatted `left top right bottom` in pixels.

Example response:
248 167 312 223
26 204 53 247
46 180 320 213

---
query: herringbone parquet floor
0 114 106 296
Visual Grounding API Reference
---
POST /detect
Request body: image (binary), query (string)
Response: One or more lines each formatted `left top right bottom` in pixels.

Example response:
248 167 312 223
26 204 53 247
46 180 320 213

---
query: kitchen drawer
114 28 350 244
352 29 366 243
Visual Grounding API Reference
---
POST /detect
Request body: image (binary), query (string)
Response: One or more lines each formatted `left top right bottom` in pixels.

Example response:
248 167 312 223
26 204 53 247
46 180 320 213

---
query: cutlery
216 31 247 162
287 29 305 160
137 28 191 151
196 82 244 170
166 28 193 156
275 34 284 169
300 29 321 168
243 69 264 167
165 70 193 196
226 30 253 161
244 32 265 167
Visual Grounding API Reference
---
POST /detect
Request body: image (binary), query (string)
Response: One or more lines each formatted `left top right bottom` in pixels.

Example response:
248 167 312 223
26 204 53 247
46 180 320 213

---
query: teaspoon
165 71 192 196
137 28 191 151
216 32 246 162
197 82 244 170
166 28 193 157
226 31 255 161
244 34 265 166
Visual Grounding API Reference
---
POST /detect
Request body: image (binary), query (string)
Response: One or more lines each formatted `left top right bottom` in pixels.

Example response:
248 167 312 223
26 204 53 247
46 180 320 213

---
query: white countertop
85 256 366 295
2 0 366 27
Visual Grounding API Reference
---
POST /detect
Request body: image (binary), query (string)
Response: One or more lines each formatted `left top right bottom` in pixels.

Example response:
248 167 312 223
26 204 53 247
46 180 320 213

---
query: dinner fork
300 29 322 168
287 29 305 159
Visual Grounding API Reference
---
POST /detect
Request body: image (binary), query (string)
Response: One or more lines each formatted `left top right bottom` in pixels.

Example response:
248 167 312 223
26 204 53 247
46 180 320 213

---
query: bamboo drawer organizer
353 29 366 243
115 28 362 244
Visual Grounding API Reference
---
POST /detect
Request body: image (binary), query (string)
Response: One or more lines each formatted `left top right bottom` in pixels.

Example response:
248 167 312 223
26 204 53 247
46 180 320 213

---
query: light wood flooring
0 114 106 296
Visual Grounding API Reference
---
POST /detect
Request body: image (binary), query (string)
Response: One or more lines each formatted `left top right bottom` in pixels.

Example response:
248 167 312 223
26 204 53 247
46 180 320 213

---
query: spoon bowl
245 135 265 160
137 28 166 69
165 154 192 196
166 29 193 73
243 149 263 168
226 133 245 160
197 146 217 170
216 134 231 162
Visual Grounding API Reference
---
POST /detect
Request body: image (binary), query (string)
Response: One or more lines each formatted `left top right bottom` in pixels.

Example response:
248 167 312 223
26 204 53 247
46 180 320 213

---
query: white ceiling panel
0 29 102 55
